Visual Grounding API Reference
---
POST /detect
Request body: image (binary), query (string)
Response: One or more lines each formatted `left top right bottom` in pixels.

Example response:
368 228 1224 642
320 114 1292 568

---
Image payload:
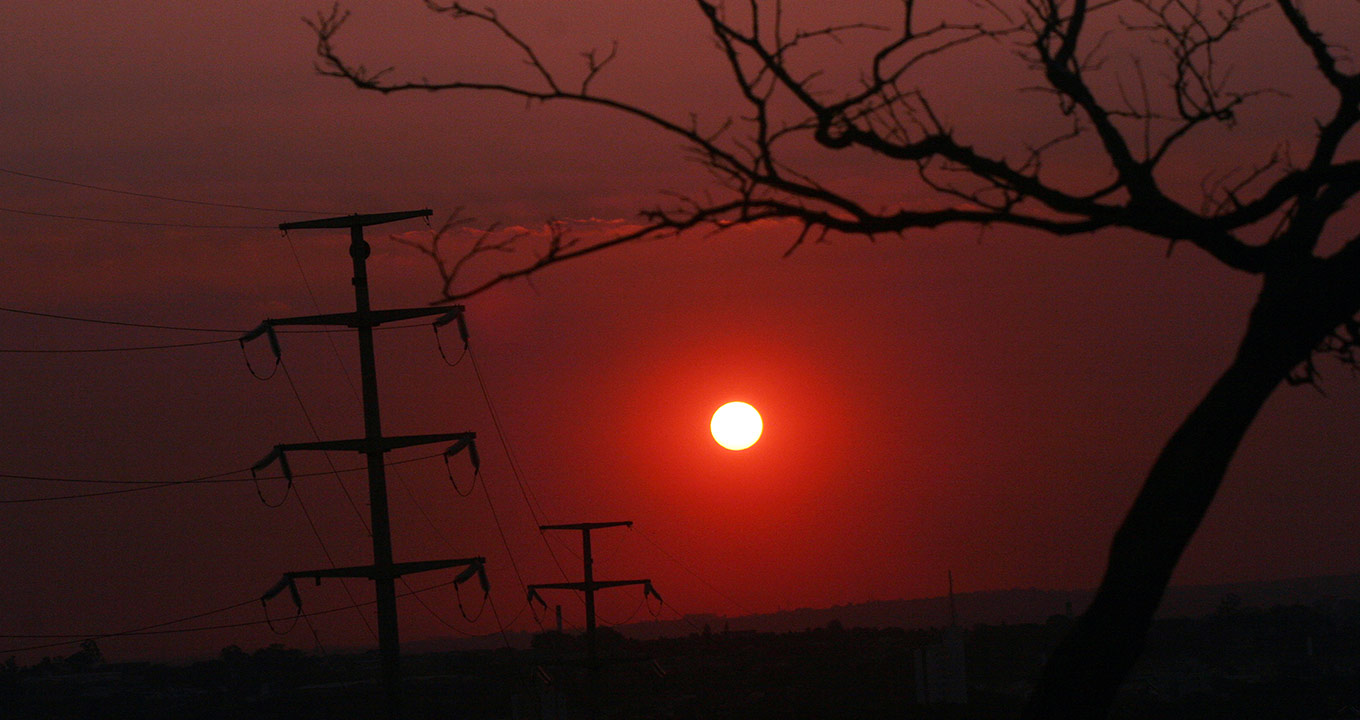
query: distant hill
626 571 1360 639
413 571 1360 652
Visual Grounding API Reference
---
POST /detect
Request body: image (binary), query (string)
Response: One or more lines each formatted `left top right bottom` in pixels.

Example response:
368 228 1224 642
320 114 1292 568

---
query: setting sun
710 401 763 451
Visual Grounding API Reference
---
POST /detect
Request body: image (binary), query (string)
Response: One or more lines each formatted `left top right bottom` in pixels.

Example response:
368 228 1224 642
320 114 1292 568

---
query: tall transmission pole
249 210 486 720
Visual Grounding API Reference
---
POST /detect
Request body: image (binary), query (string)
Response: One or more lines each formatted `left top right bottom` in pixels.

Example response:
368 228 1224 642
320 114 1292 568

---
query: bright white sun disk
711 401 763 450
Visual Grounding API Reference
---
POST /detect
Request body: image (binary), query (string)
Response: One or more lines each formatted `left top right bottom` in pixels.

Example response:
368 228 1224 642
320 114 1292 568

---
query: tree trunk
1022 273 1334 719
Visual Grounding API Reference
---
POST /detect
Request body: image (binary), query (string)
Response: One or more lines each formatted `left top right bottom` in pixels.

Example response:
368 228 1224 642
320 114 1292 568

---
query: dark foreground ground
6 598 1360 719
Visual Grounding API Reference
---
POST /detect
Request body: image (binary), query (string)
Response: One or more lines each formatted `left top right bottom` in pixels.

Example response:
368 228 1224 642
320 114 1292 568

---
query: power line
658 598 705 634
0 453 445 504
278 360 372 534
0 206 277 229
260 360 381 641
0 338 240 354
0 453 440 486
287 476 380 644
0 305 243 333
0 166 342 215
467 344 574 582
0 304 437 338
595 592 650 628
0 596 260 641
0 578 460 656
482 590 524 648
0 483 189 504
479 469 530 599
630 524 755 617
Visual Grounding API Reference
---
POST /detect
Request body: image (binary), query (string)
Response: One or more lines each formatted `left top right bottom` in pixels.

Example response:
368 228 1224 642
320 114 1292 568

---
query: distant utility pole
948 569 957 628
249 210 486 720
528 521 659 669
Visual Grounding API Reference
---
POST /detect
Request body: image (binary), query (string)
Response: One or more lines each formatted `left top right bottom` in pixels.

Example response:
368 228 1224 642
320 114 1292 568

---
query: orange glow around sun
711 401 763 450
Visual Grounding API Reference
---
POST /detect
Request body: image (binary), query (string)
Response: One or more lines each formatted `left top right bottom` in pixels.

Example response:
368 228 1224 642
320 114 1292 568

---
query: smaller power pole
948 569 957 628
528 522 659 718
527 521 658 669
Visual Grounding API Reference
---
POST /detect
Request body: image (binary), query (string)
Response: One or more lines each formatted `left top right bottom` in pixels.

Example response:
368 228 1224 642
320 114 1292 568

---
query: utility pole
528 521 658 668
528 521 659 718
249 210 486 720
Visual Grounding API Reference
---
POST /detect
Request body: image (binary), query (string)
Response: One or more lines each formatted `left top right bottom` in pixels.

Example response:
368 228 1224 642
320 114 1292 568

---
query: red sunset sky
3 1 1359 663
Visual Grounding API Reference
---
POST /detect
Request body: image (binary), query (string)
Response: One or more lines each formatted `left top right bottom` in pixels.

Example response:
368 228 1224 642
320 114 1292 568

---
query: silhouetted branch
313 3 1360 718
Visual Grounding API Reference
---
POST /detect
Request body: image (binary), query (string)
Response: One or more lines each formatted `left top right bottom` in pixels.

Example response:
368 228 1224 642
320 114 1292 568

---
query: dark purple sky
2 1 1358 663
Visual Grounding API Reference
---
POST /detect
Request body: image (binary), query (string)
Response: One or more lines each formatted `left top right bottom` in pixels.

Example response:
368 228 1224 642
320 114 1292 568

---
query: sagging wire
443 434 481 497
401 578 480 638
400 560 490 637
288 483 378 643
278 226 376 535
0 165 343 215
0 338 240 354
0 205 276 229
260 575 303 636
597 582 663 627
0 597 259 646
0 579 473 656
238 322 281 380
1 481 183 504
0 452 445 505
432 308 470 367
478 461 536 635
484 592 518 649
490 596 533 630
598 594 649 628
468 344 574 582
250 446 293 508
0 303 406 336
0 304 244 333
278 360 372 535
630 524 755 617
659 597 705 634
302 614 327 655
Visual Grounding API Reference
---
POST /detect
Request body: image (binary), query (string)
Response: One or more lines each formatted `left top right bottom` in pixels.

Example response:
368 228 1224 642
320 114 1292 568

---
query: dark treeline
6 598 1360 719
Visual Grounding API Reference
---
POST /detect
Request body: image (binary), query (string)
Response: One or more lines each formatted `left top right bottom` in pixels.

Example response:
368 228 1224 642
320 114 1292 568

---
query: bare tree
308 1 1360 717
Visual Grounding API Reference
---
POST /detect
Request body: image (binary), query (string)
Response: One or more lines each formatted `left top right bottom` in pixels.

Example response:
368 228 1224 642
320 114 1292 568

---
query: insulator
432 307 462 329
265 325 281 360
444 434 479 473
276 451 293 487
456 313 470 345
262 576 290 602
239 322 281 361
262 575 301 609
251 446 282 476
467 439 481 473
453 560 481 586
